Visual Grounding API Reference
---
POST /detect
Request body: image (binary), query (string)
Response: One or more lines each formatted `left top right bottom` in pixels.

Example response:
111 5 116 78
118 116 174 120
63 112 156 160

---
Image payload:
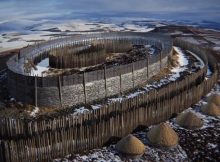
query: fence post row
1 35 218 162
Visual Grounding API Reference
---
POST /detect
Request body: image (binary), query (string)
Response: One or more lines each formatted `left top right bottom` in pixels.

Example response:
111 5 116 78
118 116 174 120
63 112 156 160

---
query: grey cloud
0 0 220 22
53 0 220 12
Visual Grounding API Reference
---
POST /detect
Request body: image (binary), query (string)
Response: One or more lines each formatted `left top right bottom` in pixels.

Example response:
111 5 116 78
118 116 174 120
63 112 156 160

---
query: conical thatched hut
176 111 203 129
147 123 178 148
201 102 220 116
207 94 220 106
115 134 145 159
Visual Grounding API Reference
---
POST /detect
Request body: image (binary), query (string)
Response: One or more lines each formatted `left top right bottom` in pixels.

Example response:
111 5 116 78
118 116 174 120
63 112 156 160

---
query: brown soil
174 120 220 162
0 101 60 119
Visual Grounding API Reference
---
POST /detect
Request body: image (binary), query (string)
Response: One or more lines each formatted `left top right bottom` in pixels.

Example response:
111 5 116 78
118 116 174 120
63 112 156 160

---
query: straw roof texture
201 102 220 116
207 94 220 106
116 134 145 155
147 123 179 148
176 111 203 129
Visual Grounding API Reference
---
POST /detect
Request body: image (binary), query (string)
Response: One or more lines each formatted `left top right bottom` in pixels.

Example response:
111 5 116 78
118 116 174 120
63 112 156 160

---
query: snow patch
37 58 49 67
72 107 89 115
123 24 155 32
168 46 189 81
186 50 205 68
31 66 49 77
91 104 102 110
30 107 39 117
173 46 189 66
30 58 50 76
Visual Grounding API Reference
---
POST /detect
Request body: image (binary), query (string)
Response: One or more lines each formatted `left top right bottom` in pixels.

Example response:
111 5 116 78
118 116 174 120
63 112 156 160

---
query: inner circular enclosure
7 32 172 107
48 40 133 68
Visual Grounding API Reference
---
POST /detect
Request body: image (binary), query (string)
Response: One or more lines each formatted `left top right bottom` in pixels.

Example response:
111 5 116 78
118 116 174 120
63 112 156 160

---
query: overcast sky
0 0 220 22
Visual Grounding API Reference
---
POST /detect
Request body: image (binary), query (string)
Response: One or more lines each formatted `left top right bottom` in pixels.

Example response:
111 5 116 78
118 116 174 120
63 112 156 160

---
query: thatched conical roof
176 111 203 129
147 123 178 148
201 102 220 116
207 94 220 106
116 134 145 156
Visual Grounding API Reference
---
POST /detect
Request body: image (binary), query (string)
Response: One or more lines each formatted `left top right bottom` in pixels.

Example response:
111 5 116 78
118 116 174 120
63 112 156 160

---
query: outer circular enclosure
7 32 172 108
1 31 219 162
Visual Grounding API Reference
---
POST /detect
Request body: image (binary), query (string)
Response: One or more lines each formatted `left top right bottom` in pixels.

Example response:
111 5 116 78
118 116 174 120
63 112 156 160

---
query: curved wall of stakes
48 44 107 68
7 32 173 107
0 39 218 162
49 40 133 68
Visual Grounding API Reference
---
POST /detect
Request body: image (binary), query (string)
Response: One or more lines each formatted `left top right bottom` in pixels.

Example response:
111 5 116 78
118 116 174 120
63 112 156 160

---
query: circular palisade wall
1 37 218 162
7 32 173 107
49 40 133 68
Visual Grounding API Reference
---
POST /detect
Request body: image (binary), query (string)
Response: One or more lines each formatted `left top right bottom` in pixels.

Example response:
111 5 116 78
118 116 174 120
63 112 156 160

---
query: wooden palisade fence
0 39 218 162
7 33 172 108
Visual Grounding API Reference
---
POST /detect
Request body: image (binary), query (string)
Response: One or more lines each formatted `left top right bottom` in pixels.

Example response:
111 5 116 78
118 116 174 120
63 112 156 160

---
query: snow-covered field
1 18 220 54
0 19 159 52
